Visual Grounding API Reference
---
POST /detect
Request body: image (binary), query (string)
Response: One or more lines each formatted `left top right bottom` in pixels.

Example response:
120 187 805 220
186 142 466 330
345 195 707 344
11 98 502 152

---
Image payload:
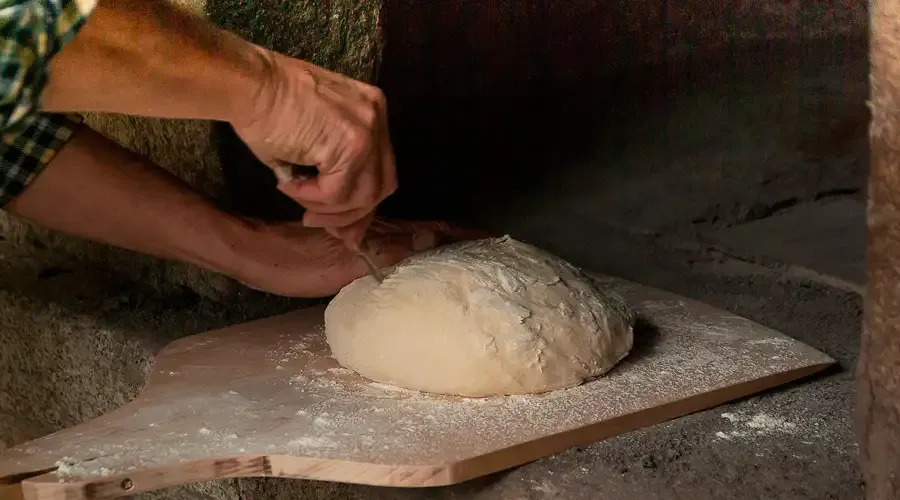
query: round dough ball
324 236 635 397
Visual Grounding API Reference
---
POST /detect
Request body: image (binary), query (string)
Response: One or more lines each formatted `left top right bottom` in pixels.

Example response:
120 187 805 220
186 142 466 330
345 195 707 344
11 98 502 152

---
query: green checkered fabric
0 0 97 207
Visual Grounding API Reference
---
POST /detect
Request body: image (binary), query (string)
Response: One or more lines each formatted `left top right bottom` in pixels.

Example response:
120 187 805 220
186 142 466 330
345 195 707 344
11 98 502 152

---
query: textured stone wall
0 1 872 498
858 0 900 497
366 0 868 227
378 0 868 101
219 0 869 227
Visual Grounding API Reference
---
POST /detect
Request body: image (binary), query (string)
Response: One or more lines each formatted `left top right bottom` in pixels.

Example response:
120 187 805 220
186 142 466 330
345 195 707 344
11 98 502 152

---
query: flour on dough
324 236 635 397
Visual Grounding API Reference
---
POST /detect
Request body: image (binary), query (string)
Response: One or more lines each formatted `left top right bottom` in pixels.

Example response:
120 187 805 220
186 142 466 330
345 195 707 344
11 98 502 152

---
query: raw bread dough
324 236 635 397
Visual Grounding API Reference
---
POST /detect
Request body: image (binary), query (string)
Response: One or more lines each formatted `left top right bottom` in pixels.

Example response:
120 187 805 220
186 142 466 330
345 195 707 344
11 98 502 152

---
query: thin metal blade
357 243 385 283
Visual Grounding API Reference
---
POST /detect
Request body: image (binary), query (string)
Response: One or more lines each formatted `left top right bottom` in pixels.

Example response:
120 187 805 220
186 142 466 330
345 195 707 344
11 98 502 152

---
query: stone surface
858 0 900 497
207 0 381 81
0 2 874 499
709 197 866 287
378 0 868 101
1 31 869 499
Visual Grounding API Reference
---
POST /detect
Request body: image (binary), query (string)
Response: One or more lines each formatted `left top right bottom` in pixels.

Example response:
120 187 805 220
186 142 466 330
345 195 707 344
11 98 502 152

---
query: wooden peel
0 483 25 500
0 273 834 499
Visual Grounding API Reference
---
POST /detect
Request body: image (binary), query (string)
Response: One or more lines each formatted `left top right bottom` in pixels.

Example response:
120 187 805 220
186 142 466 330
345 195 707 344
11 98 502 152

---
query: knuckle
357 103 378 127
359 82 386 103
370 87 387 107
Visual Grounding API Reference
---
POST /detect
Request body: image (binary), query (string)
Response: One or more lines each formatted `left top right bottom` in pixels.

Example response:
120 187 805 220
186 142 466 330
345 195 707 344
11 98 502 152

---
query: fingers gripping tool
274 164 384 283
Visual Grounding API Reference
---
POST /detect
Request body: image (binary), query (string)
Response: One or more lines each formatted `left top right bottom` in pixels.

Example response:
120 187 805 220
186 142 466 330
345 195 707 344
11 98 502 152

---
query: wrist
207 213 262 284
214 39 278 127
225 48 291 132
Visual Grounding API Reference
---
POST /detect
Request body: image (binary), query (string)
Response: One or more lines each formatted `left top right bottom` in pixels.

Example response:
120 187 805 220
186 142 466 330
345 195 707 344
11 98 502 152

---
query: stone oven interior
0 1 870 498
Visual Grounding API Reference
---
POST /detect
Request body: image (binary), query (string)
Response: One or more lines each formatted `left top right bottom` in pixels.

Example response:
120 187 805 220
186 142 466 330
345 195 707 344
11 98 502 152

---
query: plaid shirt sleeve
0 0 98 207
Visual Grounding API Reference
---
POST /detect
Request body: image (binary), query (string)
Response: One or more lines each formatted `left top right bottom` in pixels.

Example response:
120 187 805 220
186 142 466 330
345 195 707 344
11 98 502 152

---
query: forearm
6 125 252 277
40 0 270 124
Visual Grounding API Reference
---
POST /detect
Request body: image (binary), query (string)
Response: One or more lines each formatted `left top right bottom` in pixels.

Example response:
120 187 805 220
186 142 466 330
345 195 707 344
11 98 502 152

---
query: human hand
230 218 490 298
231 52 396 249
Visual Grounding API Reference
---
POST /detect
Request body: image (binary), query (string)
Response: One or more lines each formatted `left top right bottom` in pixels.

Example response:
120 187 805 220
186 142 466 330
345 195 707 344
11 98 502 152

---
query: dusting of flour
0 273 832 483
714 411 806 441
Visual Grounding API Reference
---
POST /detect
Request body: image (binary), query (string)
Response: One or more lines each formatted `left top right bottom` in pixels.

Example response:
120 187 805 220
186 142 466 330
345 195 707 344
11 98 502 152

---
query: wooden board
0 274 835 499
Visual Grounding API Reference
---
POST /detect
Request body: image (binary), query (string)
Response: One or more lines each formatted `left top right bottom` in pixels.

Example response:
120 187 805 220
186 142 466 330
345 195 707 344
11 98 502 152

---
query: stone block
858 0 900 496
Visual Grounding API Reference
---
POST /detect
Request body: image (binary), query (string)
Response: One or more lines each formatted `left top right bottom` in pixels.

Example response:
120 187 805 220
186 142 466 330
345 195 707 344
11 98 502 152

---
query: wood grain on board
0 484 24 500
0 274 835 500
